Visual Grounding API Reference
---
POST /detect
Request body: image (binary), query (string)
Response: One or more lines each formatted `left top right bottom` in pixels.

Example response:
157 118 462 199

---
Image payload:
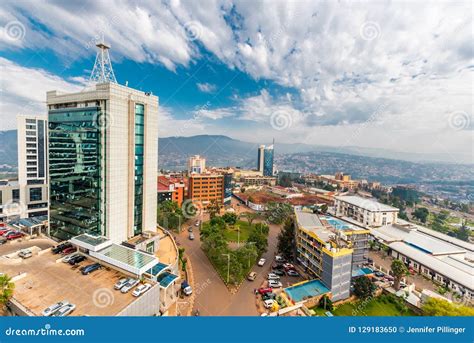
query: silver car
52 303 76 317
114 278 130 290
42 300 69 316
121 279 139 293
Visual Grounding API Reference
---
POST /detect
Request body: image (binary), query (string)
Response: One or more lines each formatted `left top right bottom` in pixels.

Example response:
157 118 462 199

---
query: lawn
331 296 416 316
223 220 254 242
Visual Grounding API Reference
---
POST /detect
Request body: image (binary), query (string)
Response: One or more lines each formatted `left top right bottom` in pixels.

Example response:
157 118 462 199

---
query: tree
222 212 237 225
0 274 14 306
242 212 258 227
319 295 333 311
353 276 375 299
279 174 292 187
390 259 408 290
422 298 474 316
277 217 296 261
455 220 470 242
207 199 221 219
247 229 268 256
266 202 293 224
319 204 328 214
413 207 429 223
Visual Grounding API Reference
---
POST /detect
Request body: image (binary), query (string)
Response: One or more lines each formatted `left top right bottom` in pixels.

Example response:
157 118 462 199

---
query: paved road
175 212 284 316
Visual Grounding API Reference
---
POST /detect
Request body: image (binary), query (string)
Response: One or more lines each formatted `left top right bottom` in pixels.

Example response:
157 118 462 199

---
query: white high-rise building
188 155 206 174
17 115 49 218
47 82 158 243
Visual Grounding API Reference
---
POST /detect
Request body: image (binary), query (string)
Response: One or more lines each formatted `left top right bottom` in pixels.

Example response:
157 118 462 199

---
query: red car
256 287 273 295
0 228 12 236
5 231 24 240
61 247 77 255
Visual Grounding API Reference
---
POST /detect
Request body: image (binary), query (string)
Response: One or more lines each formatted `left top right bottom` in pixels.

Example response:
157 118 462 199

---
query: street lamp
222 253 230 284
246 242 256 269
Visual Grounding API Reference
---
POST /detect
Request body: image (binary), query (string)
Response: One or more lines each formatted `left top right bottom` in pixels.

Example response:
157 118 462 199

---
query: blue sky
0 0 472 163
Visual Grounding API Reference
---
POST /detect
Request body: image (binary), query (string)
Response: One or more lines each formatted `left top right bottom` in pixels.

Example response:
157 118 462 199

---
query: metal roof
336 196 399 212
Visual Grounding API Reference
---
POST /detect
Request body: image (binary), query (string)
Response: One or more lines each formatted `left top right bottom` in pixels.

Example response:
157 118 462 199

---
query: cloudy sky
0 0 472 163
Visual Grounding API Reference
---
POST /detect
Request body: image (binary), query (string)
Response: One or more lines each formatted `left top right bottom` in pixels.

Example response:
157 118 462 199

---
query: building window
29 187 43 202
133 103 145 236
12 189 20 201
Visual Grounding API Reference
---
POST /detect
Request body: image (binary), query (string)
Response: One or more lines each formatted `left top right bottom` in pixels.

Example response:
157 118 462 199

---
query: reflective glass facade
263 147 274 176
48 107 103 240
133 104 144 235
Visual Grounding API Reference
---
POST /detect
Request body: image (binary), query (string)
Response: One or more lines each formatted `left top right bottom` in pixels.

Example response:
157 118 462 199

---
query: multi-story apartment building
188 173 224 207
335 195 399 228
47 82 158 243
295 210 370 301
17 115 49 218
188 155 206 174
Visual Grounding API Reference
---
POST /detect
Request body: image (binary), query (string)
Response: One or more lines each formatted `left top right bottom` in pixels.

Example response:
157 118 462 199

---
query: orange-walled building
157 175 186 207
188 173 224 206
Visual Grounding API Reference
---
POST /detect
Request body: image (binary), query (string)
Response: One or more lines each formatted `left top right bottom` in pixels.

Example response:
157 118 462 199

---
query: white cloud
196 82 217 93
0 57 85 130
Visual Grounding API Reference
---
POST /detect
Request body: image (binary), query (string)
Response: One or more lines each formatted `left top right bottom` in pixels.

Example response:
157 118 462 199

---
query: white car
275 255 285 262
52 303 76 317
267 273 280 280
114 278 130 290
42 300 69 316
121 279 140 293
132 283 152 297
18 249 32 259
263 299 275 309
268 280 282 288
287 270 299 277
62 253 80 263
257 258 266 266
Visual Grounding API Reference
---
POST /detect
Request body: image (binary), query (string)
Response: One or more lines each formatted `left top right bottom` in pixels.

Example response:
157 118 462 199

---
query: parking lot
0 242 140 316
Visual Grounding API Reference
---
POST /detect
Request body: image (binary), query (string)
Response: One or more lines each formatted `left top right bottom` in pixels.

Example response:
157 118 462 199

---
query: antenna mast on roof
89 34 117 84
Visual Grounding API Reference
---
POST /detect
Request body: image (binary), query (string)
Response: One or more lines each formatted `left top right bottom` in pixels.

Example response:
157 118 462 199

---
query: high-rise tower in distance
47 41 158 243
257 143 274 177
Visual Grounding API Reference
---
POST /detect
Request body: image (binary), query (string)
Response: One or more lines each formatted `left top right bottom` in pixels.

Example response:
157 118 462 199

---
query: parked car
52 242 72 254
272 263 284 270
0 237 7 245
268 280 282 288
188 227 193 232
61 246 77 255
5 231 24 240
42 300 69 316
247 271 257 281
195 221 200 227
275 255 285 262
263 299 275 309
262 292 276 301
283 263 295 270
368 258 373 264
69 255 86 265
374 271 385 277
81 262 102 275
256 287 273 295
1 230 14 237
189 232 195 240
271 269 285 276
267 273 280 280
257 258 266 266
121 279 140 293
62 253 80 263
132 283 152 297
52 303 76 317
0 228 11 235
18 249 32 259
114 278 130 290
181 280 193 296
286 270 299 277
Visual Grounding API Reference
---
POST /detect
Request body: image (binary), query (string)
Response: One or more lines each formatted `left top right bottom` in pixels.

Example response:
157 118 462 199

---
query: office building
0 180 21 223
47 45 158 243
188 173 224 207
335 195 399 228
295 210 370 301
188 155 206 174
223 172 233 205
257 144 274 176
17 115 49 218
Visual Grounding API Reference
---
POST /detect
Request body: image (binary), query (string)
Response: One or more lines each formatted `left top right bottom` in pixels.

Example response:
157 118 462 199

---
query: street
175 209 284 316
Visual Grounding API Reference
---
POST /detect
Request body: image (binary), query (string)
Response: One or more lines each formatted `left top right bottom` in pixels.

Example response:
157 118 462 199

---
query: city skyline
0 0 472 164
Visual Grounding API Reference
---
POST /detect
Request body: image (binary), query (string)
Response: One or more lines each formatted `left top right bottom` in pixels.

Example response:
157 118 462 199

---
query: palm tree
390 259 408 290
0 274 14 307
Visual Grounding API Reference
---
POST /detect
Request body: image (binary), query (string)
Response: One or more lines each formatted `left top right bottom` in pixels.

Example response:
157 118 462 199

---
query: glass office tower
263 145 274 176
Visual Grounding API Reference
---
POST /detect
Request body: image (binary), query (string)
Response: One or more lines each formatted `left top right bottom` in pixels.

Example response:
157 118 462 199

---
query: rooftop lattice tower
89 39 117 84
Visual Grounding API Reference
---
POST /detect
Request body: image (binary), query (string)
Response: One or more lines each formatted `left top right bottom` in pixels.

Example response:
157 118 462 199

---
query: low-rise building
0 180 21 223
242 176 276 186
295 210 370 301
335 195 399 228
157 175 186 207
370 220 474 301
188 173 224 207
